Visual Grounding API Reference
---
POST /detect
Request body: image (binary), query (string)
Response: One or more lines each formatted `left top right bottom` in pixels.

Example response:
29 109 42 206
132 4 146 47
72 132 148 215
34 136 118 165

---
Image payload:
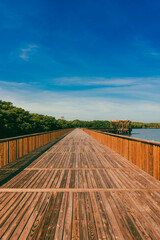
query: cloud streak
52 76 160 87
53 77 135 86
0 81 28 87
19 44 38 61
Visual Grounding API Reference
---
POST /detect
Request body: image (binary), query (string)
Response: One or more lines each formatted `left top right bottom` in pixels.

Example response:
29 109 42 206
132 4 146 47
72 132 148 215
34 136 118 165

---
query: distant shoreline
133 127 160 129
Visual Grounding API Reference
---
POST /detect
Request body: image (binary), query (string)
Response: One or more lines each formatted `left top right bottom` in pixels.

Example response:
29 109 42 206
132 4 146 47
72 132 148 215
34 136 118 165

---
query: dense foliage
132 122 160 128
0 100 68 138
0 100 160 139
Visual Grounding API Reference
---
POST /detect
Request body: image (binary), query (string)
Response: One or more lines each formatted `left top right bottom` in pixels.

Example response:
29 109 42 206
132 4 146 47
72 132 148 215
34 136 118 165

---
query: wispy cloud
0 81 28 87
52 76 160 91
0 79 160 122
19 44 38 61
133 36 160 58
53 77 135 86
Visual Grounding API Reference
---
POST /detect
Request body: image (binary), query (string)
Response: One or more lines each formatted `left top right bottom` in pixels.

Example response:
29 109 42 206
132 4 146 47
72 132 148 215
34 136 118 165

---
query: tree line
0 100 160 139
0 100 110 138
131 122 160 129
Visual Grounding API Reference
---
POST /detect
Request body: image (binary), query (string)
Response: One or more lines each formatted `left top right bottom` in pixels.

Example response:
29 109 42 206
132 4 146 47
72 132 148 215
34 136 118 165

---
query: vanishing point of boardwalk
0 129 160 239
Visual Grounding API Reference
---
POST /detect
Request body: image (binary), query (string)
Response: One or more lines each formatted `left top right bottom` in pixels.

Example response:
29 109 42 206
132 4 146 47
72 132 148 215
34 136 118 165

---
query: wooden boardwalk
0 129 160 239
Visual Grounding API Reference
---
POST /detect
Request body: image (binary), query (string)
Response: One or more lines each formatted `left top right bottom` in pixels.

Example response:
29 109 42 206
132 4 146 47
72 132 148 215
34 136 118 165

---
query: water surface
129 128 160 143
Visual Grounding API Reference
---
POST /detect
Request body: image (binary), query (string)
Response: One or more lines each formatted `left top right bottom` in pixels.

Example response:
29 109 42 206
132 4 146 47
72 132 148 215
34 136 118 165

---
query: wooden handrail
93 129 160 146
0 129 72 143
82 128 160 180
0 128 73 168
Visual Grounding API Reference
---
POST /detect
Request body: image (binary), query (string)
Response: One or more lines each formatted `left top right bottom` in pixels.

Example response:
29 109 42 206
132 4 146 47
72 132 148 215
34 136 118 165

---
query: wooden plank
17 138 23 158
0 142 8 167
148 144 153 176
26 192 52 240
54 192 68 239
63 192 73 239
72 192 80 239
153 145 159 180
9 140 17 163
23 137 28 155
28 136 33 152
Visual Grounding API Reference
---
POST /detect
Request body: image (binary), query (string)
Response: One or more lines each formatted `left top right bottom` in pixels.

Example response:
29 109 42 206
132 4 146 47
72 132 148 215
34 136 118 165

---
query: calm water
129 128 160 143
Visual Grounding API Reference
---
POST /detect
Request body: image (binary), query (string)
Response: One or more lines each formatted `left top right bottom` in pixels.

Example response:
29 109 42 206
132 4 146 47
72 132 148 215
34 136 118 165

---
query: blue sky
0 0 160 121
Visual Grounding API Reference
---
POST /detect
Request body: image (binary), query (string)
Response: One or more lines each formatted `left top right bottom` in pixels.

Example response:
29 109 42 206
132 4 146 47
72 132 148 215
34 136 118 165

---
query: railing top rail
85 128 160 146
0 128 73 143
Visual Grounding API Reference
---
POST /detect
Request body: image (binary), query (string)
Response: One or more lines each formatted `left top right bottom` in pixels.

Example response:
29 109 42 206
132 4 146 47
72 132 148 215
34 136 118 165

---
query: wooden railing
0 129 73 168
82 128 160 180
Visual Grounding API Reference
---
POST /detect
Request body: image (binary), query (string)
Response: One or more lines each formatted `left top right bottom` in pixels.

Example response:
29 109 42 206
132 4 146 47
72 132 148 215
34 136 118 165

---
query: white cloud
0 81 28 87
52 76 160 89
19 44 38 61
0 83 160 122
49 76 160 103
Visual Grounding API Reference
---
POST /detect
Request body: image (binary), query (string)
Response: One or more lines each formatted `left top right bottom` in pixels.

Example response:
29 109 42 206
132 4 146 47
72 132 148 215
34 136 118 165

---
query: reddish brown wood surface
82 128 160 180
0 129 160 239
